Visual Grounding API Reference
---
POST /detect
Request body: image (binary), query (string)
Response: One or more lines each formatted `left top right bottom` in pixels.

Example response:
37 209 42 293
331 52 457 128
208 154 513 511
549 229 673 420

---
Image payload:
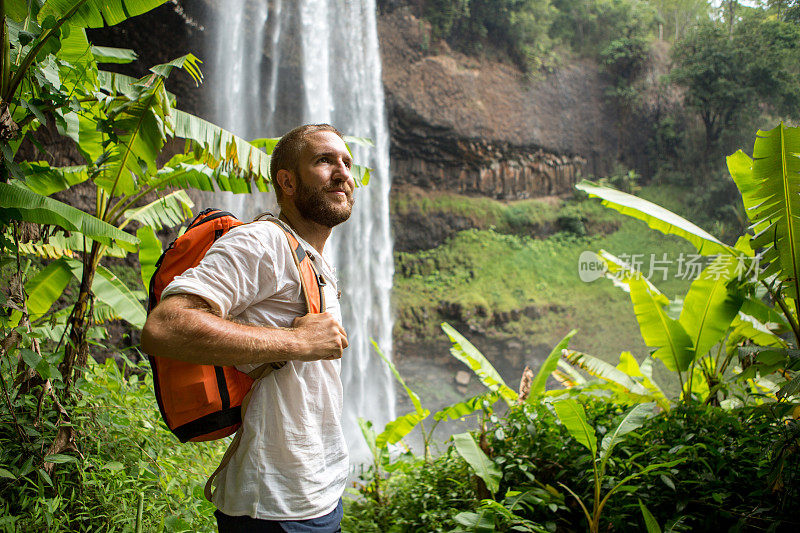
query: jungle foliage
347 125 800 531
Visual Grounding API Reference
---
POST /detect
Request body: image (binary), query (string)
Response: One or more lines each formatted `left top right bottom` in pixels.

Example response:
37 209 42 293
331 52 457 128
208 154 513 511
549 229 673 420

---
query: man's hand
291 312 348 360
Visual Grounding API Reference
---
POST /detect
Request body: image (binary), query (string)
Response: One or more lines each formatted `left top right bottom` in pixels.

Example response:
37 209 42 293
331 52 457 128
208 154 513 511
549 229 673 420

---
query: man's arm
141 293 348 366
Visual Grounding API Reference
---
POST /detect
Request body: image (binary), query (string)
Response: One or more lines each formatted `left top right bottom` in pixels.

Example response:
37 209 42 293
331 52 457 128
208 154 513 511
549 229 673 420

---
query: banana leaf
599 403 653 464
527 329 578 402
728 124 800 299
122 190 193 230
679 255 744 361
563 349 669 409
65 259 146 328
553 398 597 456
37 0 170 28
577 181 732 256
0 182 137 250
375 409 430 449
137 225 162 290
17 232 127 260
24 257 72 320
371 340 423 415
452 432 501 496
18 163 90 196
91 46 137 64
434 391 501 421
172 109 271 185
441 322 517 405
629 277 694 372
598 250 669 306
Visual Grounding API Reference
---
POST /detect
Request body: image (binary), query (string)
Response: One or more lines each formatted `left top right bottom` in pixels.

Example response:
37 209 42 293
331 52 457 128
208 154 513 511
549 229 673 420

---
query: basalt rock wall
379 8 619 201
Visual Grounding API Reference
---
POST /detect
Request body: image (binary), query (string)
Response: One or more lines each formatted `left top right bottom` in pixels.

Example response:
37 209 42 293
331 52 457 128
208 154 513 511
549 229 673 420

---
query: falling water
200 0 395 462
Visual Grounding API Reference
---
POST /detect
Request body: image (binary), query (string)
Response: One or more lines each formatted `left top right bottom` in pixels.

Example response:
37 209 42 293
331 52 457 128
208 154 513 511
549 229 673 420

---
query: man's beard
293 177 354 228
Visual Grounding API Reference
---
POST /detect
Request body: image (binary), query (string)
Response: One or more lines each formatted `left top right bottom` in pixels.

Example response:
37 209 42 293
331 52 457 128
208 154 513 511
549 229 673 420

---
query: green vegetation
348 124 800 532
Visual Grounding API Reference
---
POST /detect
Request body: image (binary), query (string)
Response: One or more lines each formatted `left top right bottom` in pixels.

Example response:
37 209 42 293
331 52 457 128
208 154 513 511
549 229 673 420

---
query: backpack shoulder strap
264 218 326 314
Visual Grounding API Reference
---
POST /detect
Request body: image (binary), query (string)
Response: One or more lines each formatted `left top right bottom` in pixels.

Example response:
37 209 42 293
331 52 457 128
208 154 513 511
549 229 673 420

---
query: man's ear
275 169 297 197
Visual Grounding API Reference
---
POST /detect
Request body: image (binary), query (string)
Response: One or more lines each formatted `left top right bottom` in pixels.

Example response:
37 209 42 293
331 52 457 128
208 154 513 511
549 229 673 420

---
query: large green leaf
96 78 170 196
375 409 430 449
0 182 137 250
553 398 597 457
527 329 578 402
452 432 501 496
65 259 146 328
38 0 169 28
441 322 517 405
563 349 668 409
629 277 694 372
433 391 501 421
577 181 732 256
371 340 423 415
136 225 161 290
18 162 90 196
679 255 744 360
599 403 653 463
122 190 193 230
91 46 137 64
598 250 670 306
172 110 271 186
25 257 72 320
728 124 800 298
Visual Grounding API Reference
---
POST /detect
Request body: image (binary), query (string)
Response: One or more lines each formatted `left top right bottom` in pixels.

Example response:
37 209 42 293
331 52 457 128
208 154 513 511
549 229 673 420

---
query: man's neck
278 209 331 254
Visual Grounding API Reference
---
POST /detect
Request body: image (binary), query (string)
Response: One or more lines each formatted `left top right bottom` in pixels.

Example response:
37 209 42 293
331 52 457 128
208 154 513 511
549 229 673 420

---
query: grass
392 186 709 390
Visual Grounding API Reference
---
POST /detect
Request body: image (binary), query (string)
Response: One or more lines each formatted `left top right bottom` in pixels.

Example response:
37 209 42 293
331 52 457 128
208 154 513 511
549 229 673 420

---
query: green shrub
0 358 225 532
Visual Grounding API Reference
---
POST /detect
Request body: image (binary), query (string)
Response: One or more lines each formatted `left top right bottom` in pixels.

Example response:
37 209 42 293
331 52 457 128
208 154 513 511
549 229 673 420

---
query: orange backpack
147 208 325 443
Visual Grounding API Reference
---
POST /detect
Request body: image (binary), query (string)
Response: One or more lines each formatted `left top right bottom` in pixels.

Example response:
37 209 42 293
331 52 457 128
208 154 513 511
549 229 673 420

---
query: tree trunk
59 240 102 394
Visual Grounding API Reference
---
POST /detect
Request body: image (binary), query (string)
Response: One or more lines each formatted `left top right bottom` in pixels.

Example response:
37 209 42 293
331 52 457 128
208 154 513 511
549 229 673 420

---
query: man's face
292 131 355 228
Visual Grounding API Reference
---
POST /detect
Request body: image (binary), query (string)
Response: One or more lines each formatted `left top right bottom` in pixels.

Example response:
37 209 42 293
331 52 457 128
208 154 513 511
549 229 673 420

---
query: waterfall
200 0 395 463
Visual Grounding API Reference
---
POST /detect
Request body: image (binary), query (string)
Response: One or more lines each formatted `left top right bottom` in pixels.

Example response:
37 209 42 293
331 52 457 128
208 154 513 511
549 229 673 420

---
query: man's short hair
269 124 344 204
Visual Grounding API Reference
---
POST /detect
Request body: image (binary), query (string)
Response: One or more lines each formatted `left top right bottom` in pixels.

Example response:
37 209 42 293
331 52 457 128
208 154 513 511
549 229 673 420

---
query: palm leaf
577 181 732 256
679 255 744 360
38 0 169 28
553 398 597 457
0 182 137 250
728 124 800 298
527 329 578 402
441 322 517 405
122 190 193 231
629 277 694 372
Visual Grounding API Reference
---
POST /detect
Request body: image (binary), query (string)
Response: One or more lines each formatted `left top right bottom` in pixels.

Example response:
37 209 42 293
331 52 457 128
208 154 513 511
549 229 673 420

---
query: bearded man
142 124 355 532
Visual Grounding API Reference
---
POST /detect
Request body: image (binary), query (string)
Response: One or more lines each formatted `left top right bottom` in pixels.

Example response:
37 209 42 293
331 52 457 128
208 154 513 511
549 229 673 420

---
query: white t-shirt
160 220 348 520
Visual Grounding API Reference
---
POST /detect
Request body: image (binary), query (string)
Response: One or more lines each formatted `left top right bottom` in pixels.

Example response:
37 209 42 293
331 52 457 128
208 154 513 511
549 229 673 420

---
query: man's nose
334 159 353 182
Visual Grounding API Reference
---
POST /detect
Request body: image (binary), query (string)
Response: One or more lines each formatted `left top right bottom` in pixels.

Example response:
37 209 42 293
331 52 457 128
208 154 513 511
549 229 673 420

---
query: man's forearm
141 294 347 366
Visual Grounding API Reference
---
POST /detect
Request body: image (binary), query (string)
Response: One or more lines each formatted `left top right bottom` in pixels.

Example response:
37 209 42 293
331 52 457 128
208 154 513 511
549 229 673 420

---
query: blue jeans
215 499 343 533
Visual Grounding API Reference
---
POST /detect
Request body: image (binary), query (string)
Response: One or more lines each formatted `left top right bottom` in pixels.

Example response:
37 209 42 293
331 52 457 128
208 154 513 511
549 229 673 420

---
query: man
141 124 355 532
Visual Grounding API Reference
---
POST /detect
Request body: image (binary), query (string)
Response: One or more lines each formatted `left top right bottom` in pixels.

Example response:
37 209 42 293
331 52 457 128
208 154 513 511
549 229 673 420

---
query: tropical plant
552 399 682 533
